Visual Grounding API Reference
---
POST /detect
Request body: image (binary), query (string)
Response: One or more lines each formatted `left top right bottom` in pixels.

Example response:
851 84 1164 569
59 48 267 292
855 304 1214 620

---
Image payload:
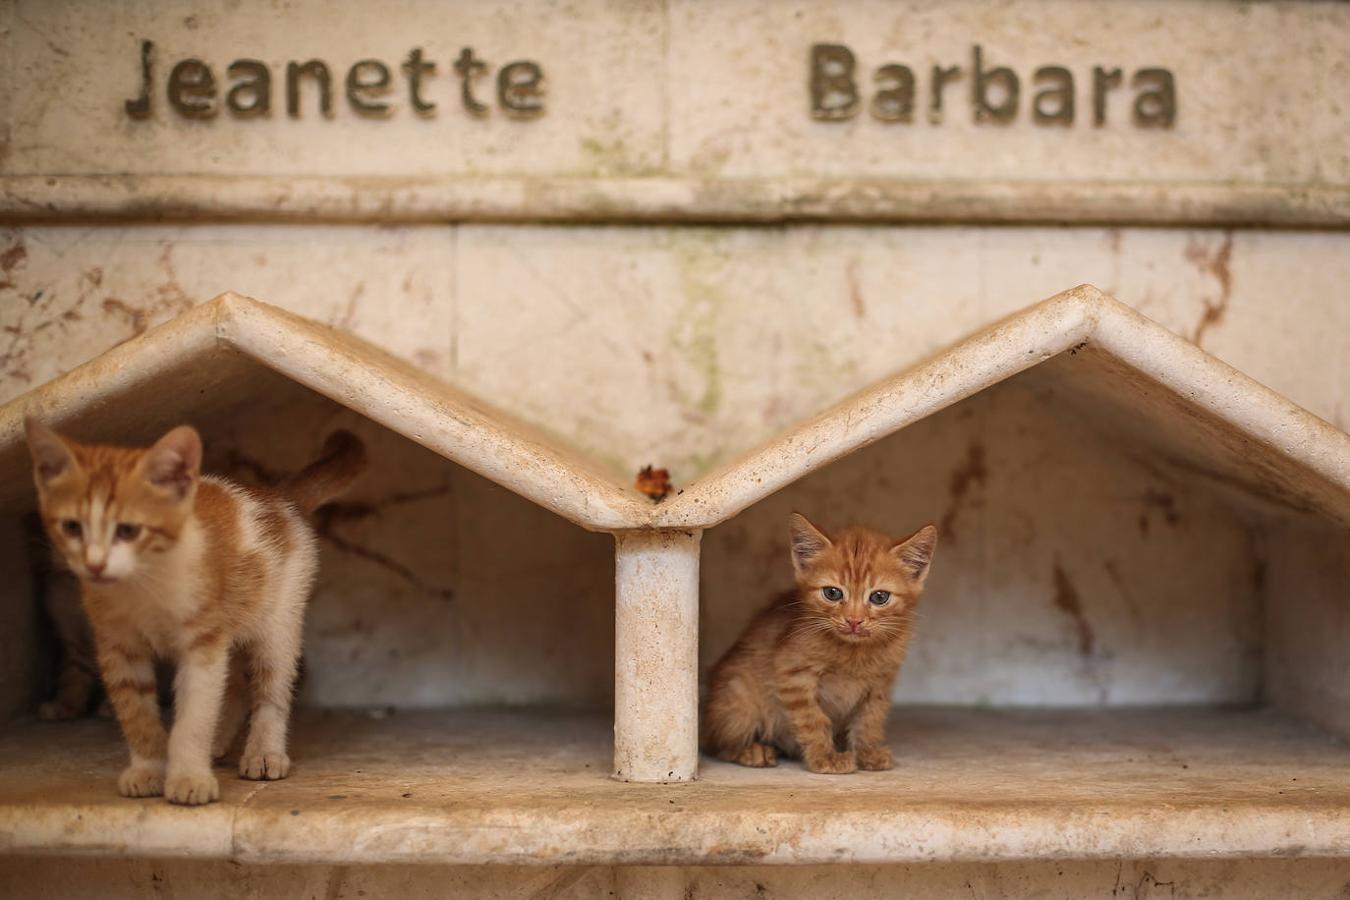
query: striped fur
25 418 364 805
701 513 937 774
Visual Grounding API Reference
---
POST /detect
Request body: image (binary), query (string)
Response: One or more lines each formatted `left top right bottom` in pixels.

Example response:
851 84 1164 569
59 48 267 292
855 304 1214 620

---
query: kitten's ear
141 425 202 501
892 524 938 585
25 417 77 485
788 512 832 576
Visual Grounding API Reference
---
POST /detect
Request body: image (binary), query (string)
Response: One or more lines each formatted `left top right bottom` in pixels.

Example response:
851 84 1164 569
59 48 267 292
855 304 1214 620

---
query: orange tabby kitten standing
25 418 365 805
702 513 937 774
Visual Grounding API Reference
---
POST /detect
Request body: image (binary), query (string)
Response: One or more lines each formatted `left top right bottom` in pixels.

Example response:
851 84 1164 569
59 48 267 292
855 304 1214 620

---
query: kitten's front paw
855 746 893 771
240 752 290 781
165 768 219 806
804 749 857 775
118 763 166 798
730 743 778 767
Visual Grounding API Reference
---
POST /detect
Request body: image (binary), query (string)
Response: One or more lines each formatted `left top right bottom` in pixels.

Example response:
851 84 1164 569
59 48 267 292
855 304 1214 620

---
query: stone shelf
2 707 1348 865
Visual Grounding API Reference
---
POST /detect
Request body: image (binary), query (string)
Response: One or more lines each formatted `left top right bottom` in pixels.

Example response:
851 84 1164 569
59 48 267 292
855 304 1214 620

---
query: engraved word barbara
810 44 1175 128
124 40 545 121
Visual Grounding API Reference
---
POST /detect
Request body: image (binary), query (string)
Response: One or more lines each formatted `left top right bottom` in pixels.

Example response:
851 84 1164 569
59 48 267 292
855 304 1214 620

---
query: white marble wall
3 224 1346 483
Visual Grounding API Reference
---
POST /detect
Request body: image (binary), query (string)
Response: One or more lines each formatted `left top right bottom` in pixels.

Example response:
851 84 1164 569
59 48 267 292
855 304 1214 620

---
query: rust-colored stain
0 240 26 291
1105 227 1122 255
845 257 866 319
0 242 26 274
336 280 365 330
636 464 673 501
315 499 455 602
1103 559 1144 627
97 250 194 348
101 297 148 335
1184 232 1233 347
939 442 987 544
1052 563 1095 657
1251 556 1267 595
1138 489 1181 537
0 247 102 385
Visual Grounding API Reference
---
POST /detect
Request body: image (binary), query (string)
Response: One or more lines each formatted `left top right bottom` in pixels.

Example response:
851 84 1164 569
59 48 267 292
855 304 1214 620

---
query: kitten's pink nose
846 616 863 632
87 560 106 576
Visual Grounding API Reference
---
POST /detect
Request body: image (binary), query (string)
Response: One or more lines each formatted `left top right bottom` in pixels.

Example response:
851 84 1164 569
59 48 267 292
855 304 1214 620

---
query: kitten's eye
822 586 844 602
869 590 891 606
114 523 142 542
61 519 82 539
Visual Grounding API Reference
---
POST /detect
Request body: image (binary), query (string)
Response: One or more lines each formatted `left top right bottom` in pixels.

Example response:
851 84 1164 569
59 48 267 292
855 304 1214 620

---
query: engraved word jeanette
123 40 545 121
810 43 1175 128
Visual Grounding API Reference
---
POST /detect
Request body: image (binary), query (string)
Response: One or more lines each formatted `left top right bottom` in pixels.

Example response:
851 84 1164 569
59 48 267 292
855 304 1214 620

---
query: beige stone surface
2 1 1347 224
7 857 1350 900
2 708 1349 864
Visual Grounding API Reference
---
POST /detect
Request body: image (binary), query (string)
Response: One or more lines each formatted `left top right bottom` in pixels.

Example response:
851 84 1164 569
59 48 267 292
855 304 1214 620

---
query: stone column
612 528 702 783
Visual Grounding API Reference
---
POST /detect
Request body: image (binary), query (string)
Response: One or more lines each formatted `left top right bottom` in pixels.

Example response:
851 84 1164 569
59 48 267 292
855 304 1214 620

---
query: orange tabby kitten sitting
26 418 365 805
702 513 937 774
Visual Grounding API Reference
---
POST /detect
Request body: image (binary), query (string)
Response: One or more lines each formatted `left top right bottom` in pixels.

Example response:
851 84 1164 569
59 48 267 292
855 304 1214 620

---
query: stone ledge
2 176 1347 227
2 708 1348 865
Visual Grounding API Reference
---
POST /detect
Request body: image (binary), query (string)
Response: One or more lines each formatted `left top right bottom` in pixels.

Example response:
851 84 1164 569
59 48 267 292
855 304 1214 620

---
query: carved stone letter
125 39 153 119
972 45 1018 124
871 64 914 123
1032 65 1074 126
810 44 859 121
402 48 436 115
286 60 333 118
498 61 545 118
226 60 271 118
347 60 392 117
1092 66 1122 127
1132 68 1176 128
929 64 961 124
168 59 217 119
455 47 489 117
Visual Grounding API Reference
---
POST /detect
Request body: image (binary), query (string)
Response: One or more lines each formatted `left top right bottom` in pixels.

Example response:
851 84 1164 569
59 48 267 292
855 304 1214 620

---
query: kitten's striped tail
283 431 368 514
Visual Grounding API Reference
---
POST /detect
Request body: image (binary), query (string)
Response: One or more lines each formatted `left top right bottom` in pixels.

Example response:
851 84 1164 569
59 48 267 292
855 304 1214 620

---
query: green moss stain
575 119 663 176
669 231 730 423
578 135 629 174
680 446 726 479
795 338 859 389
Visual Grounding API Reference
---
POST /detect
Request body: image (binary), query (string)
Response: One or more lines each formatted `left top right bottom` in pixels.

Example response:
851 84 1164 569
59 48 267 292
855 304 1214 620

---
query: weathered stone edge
1 176 1346 227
